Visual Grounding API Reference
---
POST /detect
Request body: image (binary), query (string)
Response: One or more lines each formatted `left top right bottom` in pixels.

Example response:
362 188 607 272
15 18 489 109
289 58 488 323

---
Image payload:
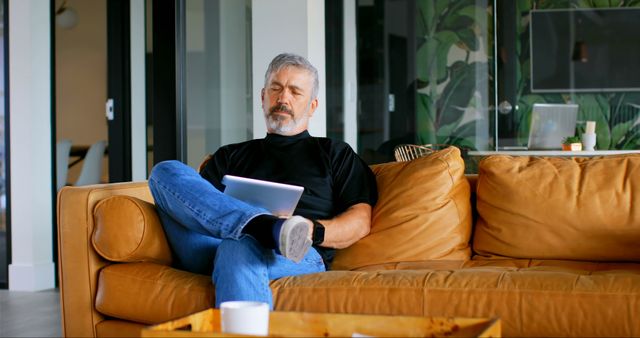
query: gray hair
264 53 319 99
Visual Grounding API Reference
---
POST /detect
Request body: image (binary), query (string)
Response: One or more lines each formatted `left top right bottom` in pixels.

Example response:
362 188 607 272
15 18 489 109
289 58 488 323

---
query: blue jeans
148 160 326 309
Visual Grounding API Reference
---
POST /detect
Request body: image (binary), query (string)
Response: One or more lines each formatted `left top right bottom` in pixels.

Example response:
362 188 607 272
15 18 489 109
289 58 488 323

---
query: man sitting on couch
148 53 378 309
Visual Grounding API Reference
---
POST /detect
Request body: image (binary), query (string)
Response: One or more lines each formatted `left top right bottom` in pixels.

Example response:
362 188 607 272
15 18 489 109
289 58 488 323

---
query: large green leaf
418 1 435 35
416 93 437 144
416 31 460 85
440 121 479 149
573 0 592 8
621 127 640 149
435 0 451 17
515 0 532 36
416 39 439 84
437 61 487 128
611 93 640 125
611 121 634 147
594 94 611 122
418 0 452 34
437 122 459 140
458 5 488 34
452 120 479 138
592 0 616 7
457 28 479 51
442 13 474 32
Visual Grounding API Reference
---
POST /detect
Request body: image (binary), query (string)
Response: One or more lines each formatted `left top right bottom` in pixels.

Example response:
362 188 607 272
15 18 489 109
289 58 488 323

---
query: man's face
261 66 318 136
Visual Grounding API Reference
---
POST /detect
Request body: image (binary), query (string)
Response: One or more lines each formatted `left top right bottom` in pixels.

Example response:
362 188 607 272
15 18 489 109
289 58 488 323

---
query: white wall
251 0 326 138
8 0 55 291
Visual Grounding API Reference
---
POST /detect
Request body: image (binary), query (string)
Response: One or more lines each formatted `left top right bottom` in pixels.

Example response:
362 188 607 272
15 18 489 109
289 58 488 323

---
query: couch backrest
333 147 473 270
473 154 640 261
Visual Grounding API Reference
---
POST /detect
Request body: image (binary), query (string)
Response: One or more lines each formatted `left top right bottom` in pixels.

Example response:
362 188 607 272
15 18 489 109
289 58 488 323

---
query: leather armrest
57 182 154 337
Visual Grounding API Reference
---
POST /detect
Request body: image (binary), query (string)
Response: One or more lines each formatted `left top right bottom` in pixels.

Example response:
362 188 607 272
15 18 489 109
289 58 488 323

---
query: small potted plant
562 136 582 151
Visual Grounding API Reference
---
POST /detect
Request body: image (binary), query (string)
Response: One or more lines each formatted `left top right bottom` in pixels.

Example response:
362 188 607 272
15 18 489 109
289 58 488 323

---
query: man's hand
311 203 372 249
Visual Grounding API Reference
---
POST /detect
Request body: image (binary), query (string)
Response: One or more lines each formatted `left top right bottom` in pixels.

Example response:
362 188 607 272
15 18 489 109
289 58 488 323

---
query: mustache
269 104 292 115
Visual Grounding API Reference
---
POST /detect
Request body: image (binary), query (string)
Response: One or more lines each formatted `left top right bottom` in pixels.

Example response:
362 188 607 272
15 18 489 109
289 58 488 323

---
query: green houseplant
562 136 582 151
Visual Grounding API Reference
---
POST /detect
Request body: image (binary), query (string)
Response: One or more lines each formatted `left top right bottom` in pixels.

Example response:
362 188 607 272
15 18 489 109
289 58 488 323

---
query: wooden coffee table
142 308 500 337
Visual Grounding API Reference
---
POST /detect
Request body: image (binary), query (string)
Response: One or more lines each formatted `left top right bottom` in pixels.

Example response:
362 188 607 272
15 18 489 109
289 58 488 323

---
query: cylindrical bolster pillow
92 195 172 265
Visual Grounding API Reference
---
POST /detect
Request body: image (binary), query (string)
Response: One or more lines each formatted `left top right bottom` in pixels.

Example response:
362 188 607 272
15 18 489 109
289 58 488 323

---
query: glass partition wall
495 0 640 151
175 0 640 174
355 0 640 170
356 0 493 165
0 0 7 288
182 0 252 169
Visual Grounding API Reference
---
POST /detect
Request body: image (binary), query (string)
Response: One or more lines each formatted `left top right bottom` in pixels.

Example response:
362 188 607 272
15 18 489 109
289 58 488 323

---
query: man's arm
310 203 372 249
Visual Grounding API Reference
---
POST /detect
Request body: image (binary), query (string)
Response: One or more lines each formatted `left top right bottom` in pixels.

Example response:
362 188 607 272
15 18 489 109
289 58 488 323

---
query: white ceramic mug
220 301 269 336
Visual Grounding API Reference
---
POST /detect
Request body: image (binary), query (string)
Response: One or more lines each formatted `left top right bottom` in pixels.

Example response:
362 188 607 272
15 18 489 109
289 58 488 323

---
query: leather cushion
271 262 640 337
92 195 172 265
96 262 214 324
474 154 640 261
332 147 472 270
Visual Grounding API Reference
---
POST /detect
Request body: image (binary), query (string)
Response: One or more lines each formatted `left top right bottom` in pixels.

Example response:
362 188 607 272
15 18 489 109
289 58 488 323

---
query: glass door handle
498 100 513 115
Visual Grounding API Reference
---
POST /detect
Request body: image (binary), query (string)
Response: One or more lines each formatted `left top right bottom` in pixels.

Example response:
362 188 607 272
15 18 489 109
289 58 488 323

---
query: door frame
107 0 133 182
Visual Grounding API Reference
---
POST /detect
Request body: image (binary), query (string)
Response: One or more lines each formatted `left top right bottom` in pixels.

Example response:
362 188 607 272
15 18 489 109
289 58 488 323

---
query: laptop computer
527 103 579 150
221 175 304 217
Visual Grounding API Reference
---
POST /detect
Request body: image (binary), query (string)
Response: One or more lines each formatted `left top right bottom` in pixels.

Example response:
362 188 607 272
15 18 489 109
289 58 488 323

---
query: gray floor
0 289 61 337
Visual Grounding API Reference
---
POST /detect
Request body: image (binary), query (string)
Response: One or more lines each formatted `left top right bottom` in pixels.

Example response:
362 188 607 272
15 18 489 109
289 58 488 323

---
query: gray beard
267 113 309 134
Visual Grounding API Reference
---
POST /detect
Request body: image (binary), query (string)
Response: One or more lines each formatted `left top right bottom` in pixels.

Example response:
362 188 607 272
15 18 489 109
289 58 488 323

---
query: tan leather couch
57 147 640 337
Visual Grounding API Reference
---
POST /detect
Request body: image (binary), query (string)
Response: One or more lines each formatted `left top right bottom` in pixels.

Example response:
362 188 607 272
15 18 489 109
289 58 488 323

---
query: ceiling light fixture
56 0 78 29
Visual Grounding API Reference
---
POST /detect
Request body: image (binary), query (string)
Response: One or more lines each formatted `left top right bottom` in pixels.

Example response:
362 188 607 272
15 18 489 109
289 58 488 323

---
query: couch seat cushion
96 262 214 324
332 147 472 270
271 263 640 337
474 154 640 261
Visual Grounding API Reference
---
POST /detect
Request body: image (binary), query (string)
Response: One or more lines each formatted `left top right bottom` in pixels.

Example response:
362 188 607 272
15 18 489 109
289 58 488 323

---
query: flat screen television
530 8 640 92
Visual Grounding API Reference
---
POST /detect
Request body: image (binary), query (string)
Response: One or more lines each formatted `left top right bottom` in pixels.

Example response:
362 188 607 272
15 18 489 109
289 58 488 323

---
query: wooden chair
56 139 72 191
75 140 107 186
393 144 437 162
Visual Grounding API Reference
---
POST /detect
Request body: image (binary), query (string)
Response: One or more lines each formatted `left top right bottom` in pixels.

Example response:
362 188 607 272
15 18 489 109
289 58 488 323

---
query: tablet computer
221 175 304 217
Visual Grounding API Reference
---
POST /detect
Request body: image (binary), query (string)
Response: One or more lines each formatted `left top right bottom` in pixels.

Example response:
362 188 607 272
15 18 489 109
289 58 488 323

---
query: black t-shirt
200 130 378 266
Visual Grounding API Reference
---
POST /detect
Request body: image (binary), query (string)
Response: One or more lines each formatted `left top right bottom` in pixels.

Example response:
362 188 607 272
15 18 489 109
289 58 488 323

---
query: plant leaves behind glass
456 28 479 51
438 61 487 128
416 31 459 87
416 93 437 145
